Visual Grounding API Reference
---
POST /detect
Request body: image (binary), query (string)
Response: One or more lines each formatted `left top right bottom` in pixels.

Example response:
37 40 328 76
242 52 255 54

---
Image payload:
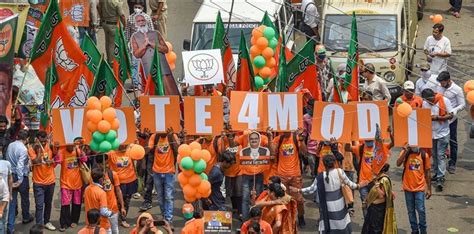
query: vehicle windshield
323 14 398 52
191 22 259 53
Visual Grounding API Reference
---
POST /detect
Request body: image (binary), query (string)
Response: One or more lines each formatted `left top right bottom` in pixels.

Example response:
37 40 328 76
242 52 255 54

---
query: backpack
275 133 303 170
401 149 427 180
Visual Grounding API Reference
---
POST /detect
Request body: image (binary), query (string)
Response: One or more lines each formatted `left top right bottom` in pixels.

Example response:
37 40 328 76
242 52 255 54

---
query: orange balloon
262 47 274 59
252 27 263 38
178 144 192 157
431 14 443 24
86 97 101 110
467 91 474 105
127 144 145 160
189 141 202 151
177 154 184 163
195 191 203 199
201 150 211 163
464 80 474 93
250 36 257 46
169 63 176 71
249 45 261 57
86 121 97 132
177 172 189 186
267 57 276 68
165 41 173 51
111 119 120 131
191 149 202 161
166 51 177 63
197 180 211 195
259 66 272 78
99 96 112 110
269 68 278 78
257 25 266 35
97 120 111 134
184 193 196 203
253 67 260 75
203 188 211 198
182 169 194 177
256 37 268 50
102 107 116 123
397 102 413 117
86 109 102 124
188 174 201 187
183 184 196 197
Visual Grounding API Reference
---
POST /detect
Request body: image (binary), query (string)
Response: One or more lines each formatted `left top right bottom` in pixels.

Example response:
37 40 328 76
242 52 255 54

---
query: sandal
452 12 461 18
121 221 131 228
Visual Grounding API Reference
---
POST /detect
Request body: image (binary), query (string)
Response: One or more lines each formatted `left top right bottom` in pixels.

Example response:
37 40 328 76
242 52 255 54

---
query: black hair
436 71 450 82
249 207 262 218
433 23 444 32
364 63 375 74
323 155 336 183
269 176 281 185
37 131 47 139
268 183 285 198
220 150 235 164
91 168 104 183
87 208 101 225
0 115 8 125
249 220 261 233
17 129 29 141
421 88 435 99
379 163 390 174
95 154 108 164
29 224 44 234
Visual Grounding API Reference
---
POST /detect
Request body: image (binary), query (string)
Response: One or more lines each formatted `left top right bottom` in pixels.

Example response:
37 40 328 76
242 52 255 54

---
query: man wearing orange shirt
108 144 137 227
57 137 88 231
345 126 394 217
272 130 307 227
28 131 59 231
78 209 107 234
397 146 431 234
96 154 126 234
147 127 179 224
240 207 273 234
84 168 113 232
395 81 423 108
181 203 205 234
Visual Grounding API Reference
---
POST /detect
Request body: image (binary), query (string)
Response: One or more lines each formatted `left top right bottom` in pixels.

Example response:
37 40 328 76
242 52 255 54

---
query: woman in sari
362 163 397 234
254 183 297 233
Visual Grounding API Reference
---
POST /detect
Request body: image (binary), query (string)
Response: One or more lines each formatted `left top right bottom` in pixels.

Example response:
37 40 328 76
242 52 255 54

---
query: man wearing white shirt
423 24 451 75
422 88 453 192
436 71 465 174
415 63 439 96
300 0 320 41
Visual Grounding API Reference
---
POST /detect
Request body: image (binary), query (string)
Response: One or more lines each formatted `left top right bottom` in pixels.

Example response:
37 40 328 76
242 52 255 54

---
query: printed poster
203 211 232 233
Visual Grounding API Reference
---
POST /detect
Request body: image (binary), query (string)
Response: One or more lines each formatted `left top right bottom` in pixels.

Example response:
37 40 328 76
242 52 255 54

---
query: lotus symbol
187 53 219 81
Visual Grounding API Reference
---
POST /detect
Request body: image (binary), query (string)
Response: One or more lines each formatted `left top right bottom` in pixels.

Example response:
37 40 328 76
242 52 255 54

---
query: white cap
403 80 415 90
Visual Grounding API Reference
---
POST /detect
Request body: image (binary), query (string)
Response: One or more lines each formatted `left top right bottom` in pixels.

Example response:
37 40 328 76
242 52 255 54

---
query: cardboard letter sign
264 93 303 131
311 102 355 143
184 96 224 135
139 96 181 133
393 109 432 148
229 91 265 131
351 101 390 140
52 107 135 145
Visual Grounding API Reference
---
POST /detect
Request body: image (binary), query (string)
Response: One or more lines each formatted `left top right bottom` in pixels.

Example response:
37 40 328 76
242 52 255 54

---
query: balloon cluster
464 80 474 105
430 14 443 24
177 142 212 202
250 25 278 89
396 98 413 117
165 41 177 71
86 96 120 153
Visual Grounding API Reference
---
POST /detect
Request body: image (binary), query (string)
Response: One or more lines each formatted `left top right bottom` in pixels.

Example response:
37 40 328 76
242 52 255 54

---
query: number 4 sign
229 91 303 132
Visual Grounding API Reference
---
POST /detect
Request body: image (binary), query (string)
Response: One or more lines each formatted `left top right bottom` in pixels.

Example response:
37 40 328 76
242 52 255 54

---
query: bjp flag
59 0 90 27
30 0 86 105
212 11 236 96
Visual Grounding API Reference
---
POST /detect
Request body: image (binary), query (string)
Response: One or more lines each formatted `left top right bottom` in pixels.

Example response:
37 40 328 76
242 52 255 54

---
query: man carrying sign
271 130 307 227
240 131 273 220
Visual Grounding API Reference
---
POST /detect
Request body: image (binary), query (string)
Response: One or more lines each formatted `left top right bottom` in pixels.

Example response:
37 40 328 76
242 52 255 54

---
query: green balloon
90 140 100 151
200 173 208 181
193 159 207 174
183 212 193 219
254 76 264 89
263 77 271 84
180 157 194 170
92 131 105 142
269 38 278 49
105 130 117 142
253 56 266 68
99 141 112 153
111 138 120 150
396 97 403 104
263 27 276 40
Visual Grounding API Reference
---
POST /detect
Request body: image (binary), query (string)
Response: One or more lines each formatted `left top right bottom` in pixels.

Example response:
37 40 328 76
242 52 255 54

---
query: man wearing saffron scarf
421 88 453 192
